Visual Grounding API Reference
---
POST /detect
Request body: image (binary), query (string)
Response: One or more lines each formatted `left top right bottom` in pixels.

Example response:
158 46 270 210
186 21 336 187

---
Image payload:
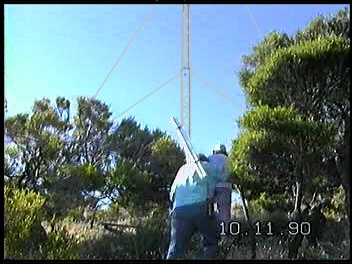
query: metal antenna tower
181 4 191 138
97 4 246 135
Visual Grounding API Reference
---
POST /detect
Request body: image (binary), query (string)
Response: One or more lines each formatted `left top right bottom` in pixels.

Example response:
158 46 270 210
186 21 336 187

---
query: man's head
212 143 227 156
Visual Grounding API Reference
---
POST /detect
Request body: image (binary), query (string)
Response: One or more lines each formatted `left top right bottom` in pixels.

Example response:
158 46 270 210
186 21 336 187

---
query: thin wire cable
111 73 180 122
5 70 178 143
245 4 262 37
191 71 246 111
93 4 157 99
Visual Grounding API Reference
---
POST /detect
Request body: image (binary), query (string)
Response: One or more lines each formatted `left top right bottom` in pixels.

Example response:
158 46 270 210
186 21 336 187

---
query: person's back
166 155 222 259
208 153 230 182
208 144 232 234
170 161 220 211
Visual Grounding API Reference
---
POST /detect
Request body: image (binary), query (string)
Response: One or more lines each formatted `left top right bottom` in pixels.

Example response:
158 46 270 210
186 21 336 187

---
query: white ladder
170 117 206 178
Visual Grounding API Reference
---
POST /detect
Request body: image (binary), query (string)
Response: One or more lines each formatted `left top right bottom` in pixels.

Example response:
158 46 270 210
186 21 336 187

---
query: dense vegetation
4 7 350 260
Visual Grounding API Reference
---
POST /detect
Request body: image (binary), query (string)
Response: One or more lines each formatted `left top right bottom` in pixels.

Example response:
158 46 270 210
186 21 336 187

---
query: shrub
4 186 45 259
322 186 346 220
4 186 81 260
38 225 80 260
79 211 169 260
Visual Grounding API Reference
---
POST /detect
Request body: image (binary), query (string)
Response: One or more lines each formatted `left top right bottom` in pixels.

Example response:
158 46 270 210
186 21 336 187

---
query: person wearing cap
208 144 232 235
166 154 224 259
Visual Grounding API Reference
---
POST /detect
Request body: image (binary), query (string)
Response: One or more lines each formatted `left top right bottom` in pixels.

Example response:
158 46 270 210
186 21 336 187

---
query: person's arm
170 165 184 201
229 174 236 184
170 182 176 202
222 157 230 182
203 163 219 201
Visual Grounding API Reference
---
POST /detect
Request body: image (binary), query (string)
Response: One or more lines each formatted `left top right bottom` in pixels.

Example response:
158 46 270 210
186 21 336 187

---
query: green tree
4 95 185 224
109 118 184 214
237 7 350 220
4 98 79 216
230 106 335 213
68 97 116 227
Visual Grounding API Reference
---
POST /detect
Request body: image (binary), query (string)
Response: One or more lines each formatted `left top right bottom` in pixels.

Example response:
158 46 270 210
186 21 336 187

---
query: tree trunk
342 130 350 221
293 181 303 213
238 188 250 221
90 208 97 229
89 201 100 229
337 129 350 221
309 192 317 207
344 187 350 221
237 186 256 259
288 178 305 259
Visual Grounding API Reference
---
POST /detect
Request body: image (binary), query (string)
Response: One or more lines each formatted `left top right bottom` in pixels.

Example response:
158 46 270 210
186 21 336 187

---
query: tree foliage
4 186 80 259
230 106 336 210
232 8 350 258
234 6 350 217
4 96 184 218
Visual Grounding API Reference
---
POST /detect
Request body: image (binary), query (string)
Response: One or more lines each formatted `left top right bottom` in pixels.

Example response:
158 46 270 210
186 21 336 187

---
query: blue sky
4 4 347 155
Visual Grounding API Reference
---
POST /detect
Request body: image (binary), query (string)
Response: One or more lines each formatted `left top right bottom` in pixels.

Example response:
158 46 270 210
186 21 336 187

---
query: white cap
212 143 222 152
212 143 226 154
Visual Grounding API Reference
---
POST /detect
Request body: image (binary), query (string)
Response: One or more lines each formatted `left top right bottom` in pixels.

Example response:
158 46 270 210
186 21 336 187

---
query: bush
4 186 46 259
131 213 169 259
322 186 346 220
38 225 80 260
67 207 85 222
79 210 169 260
4 186 81 260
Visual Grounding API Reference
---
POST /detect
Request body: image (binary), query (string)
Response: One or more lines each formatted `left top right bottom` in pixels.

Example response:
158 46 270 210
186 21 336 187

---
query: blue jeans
214 187 232 228
166 201 219 259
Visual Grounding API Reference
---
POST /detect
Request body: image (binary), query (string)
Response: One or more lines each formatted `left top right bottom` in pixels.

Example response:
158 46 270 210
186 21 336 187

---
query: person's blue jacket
169 161 224 211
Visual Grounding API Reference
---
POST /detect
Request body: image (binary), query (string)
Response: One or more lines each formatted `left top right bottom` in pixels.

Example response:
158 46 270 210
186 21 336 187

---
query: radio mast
181 4 191 138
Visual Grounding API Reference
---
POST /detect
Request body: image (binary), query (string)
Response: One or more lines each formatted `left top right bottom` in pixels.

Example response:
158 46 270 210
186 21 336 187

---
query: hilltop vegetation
4 7 350 260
